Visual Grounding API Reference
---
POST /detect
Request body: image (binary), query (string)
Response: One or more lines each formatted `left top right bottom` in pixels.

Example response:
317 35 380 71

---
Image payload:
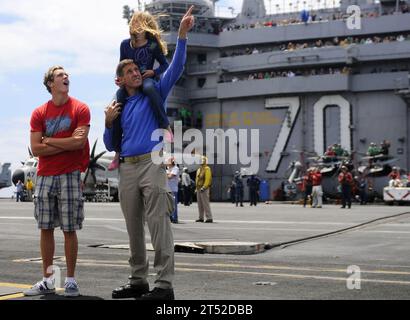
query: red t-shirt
312 172 322 186
30 97 90 176
338 172 353 185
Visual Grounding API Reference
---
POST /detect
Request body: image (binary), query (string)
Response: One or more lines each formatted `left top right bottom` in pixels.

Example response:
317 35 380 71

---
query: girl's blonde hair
129 11 168 56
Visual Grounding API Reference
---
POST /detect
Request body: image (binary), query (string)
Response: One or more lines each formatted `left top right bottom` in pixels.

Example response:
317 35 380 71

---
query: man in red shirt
323 145 336 162
302 168 314 207
388 167 402 187
388 167 400 180
338 166 353 209
24 66 90 298
311 167 323 208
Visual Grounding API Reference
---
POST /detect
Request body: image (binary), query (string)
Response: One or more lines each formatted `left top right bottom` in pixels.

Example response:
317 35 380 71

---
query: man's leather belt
120 151 160 164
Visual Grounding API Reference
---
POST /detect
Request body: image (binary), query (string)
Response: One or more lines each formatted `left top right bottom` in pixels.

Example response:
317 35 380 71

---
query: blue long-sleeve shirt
120 37 169 76
104 38 187 157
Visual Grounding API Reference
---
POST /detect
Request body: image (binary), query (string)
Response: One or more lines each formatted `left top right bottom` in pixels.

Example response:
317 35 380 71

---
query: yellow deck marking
0 282 32 289
11 259 410 286
0 283 64 300
207 263 410 276
13 257 410 276
0 283 31 301
176 267 410 286
0 293 25 300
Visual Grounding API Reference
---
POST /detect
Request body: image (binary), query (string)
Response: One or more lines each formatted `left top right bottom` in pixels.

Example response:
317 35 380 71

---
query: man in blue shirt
104 6 194 300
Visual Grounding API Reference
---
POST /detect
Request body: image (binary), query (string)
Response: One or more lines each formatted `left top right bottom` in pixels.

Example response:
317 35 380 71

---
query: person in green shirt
367 142 381 157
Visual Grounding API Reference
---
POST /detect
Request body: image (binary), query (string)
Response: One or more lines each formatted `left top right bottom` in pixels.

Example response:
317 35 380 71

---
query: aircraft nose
12 169 25 186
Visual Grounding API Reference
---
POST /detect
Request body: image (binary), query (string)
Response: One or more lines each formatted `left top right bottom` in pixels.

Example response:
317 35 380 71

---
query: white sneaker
64 280 80 297
24 280 55 296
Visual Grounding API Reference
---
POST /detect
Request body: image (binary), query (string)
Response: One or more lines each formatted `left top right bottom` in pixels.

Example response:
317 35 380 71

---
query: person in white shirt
167 157 180 223
397 34 405 42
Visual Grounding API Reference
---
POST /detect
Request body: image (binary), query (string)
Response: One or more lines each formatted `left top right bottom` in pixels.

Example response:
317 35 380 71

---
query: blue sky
0 0 132 197
0 0 242 197
0 0 334 197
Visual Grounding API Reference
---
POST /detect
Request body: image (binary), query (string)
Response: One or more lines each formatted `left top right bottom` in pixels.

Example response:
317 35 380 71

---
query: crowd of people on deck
218 60 410 83
301 164 368 209
221 4 409 32
298 138 410 208
220 33 410 59
227 171 262 207
155 4 410 35
218 66 352 83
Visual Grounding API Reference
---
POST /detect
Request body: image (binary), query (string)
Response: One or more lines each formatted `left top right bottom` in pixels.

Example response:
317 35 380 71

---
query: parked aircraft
0 163 12 190
11 141 203 202
11 142 119 202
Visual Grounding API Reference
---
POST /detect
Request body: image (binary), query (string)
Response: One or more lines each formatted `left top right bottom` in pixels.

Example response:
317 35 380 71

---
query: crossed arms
30 126 89 157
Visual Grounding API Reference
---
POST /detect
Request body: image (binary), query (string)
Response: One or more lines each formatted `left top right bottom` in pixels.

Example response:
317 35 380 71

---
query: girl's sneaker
108 153 120 171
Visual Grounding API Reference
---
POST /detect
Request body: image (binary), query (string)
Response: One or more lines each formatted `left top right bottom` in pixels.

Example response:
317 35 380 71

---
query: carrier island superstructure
136 0 410 201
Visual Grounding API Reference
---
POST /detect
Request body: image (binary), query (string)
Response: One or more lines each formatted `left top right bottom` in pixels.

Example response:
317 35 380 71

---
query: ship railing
220 10 409 33
186 62 219 74
286 55 320 63
394 76 410 91
170 86 218 100
188 87 217 99
222 18 337 32
171 86 187 98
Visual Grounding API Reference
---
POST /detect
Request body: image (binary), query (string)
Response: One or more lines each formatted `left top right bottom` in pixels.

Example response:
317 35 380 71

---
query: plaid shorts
34 171 84 232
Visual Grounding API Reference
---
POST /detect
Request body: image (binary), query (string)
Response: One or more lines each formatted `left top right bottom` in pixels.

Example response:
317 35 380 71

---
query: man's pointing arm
159 6 195 98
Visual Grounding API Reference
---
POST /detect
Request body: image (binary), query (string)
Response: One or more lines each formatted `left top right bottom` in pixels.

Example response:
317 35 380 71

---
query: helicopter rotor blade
90 139 98 159
94 163 106 171
94 151 107 162
91 168 97 185
83 167 90 185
